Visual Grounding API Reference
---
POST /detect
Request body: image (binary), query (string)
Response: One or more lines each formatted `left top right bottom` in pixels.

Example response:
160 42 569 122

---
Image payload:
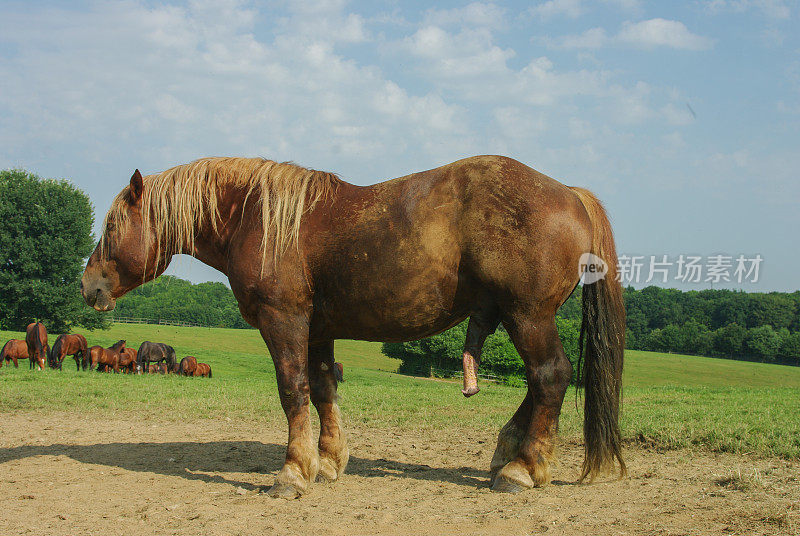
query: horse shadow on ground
0 440 527 491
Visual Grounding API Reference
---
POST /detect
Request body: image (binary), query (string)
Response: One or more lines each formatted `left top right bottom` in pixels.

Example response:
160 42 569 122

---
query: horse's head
81 170 169 311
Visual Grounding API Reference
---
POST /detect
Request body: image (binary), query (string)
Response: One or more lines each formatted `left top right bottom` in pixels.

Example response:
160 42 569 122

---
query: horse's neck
180 184 244 275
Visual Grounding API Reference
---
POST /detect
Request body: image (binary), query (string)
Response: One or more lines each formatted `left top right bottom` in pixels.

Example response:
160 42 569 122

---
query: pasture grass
2 324 800 459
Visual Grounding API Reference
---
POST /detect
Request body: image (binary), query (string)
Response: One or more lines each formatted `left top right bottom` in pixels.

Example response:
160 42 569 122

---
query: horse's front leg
309 341 348 483
260 309 318 498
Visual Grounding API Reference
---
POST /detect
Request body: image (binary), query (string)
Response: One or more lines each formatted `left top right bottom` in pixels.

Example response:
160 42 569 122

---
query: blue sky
1 0 798 291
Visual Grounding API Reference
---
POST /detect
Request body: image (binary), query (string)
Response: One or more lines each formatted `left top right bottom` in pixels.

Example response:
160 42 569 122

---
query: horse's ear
129 169 143 205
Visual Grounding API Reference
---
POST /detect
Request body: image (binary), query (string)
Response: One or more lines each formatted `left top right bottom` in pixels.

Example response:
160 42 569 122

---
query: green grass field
2 324 799 459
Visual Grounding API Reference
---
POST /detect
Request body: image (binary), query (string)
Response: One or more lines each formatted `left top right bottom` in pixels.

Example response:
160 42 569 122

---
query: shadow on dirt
0 440 499 491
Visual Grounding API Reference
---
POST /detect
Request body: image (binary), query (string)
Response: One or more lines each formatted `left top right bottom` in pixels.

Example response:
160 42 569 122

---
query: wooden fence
110 316 209 328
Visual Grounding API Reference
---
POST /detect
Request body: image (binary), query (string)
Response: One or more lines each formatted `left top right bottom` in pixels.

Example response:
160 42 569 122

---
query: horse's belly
313 261 473 342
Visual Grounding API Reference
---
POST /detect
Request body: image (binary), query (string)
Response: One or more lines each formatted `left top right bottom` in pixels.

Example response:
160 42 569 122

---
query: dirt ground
0 413 797 536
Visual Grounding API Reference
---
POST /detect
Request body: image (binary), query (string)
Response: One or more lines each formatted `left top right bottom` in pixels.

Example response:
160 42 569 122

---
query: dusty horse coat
81 155 625 498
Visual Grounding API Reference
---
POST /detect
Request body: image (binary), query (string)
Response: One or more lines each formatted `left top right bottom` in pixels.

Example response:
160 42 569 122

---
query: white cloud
618 19 714 50
400 26 515 78
530 0 641 19
0 1 475 185
423 2 507 30
548 27 610 49
705 0 791 19
530 0 585 19
550 19 714 50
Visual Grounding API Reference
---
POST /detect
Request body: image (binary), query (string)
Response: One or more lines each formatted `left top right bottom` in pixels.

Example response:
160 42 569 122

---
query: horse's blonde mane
101 157 340 274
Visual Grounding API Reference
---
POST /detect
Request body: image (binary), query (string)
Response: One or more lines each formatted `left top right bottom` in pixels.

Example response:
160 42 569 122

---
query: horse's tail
570 187 626 483
34 322 46 365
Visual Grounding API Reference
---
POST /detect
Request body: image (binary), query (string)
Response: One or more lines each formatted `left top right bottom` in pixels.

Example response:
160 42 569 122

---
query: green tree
777 329 800 365
112 276 252 329
743 325 781 361
713 323 747 357
0 169 108 332
385 317 580 383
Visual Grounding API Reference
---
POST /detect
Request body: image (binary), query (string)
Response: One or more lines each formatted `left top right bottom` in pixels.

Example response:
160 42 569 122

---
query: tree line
384 285 800 383
112 276 251 329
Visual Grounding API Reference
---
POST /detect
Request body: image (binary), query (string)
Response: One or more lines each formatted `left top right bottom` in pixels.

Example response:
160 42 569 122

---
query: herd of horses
0 321 212 377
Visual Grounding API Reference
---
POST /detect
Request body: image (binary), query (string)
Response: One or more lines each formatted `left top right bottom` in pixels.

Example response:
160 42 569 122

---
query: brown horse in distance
81 155 625 498
192 363 212 378
118 347 137 373
178 356 198 376
1 339 27 368
50 334 89 371
146 362 172 374
89 340 126 372
26 322 48 371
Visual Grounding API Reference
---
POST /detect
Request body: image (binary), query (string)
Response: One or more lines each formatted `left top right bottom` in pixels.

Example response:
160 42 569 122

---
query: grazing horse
178 355 198 376
81 156 625 498
146 362 170 374
50 334 89 370
89 340 126 372
1 339 27 368
118 347 138 373
25 322 48 371
193 362 212 378
136 341 176 374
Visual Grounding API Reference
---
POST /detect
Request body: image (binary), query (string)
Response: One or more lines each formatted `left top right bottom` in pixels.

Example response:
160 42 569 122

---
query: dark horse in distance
50 334 89 370
26 322 49 371
81 156 625 498
137 341 176 374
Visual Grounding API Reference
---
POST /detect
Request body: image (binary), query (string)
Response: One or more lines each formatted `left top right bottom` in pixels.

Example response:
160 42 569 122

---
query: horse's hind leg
461 305 500 397
491 312 572 492
309 340 348 483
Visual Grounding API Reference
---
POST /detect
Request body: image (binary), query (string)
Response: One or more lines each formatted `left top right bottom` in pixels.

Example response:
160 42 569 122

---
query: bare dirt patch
1 413 798 535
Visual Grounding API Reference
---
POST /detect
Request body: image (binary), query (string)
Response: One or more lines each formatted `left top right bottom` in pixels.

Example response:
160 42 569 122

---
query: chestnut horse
26 322 48 371
1 339 27 368
89 340 126 372
50 334 89 371
179 355 198 376
81 156 625 498
193 362 212 378
119 347 138 373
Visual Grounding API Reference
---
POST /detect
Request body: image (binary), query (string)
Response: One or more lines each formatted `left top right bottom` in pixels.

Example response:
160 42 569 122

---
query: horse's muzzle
80 274 116 311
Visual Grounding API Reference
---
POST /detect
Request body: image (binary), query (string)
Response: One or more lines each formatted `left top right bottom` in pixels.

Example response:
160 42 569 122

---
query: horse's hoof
316 458 339 483
491 475 529 493
491 461 534 493
265 481 302 499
